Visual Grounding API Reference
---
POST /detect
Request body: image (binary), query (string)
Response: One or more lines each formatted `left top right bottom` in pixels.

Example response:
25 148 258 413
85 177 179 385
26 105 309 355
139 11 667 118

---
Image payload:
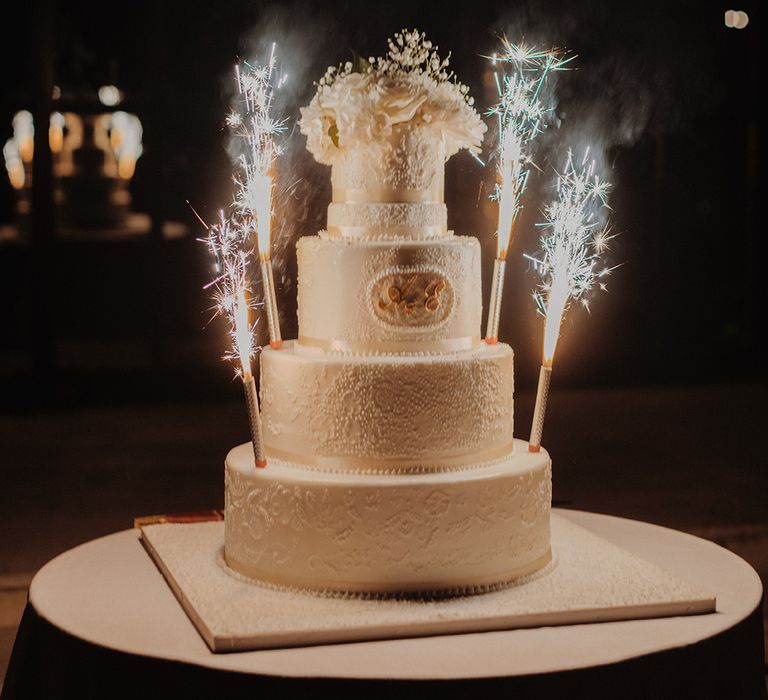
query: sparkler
229 46 286 349
484 41 573 344
202 210 267 468
526 148 614 451
197 47 286 468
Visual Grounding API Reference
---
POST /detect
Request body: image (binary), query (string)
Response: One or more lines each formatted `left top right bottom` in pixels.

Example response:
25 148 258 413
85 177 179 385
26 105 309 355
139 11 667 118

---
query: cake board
140 512 716 652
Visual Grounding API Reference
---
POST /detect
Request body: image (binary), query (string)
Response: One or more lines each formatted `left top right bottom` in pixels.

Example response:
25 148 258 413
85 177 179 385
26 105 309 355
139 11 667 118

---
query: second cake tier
260 341 515 473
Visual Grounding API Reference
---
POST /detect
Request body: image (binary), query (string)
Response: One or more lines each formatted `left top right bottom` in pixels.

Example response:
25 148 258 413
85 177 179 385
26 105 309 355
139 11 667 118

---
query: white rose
375 78 427 125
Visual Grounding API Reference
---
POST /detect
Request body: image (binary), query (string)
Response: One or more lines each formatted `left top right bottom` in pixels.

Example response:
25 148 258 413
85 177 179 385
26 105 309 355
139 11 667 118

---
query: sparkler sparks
230 46 286 256
201 211 266 468
489 39 573 259
228 47 287 347
527 147 614 365
198 47 287 468
526 147 615 452
202 210 257 371
484 39 573 344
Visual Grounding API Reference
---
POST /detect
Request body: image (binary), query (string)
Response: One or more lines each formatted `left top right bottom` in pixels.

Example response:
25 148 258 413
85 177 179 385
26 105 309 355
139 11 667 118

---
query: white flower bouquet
300 29 486 165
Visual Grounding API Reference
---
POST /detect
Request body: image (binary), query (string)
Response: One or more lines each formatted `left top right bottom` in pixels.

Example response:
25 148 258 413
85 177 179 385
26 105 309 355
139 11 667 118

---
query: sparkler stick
234 288 267 467
526 148 614 452
230 47 286 349
484 42 573 343
528 364 552 452
259 251 282 348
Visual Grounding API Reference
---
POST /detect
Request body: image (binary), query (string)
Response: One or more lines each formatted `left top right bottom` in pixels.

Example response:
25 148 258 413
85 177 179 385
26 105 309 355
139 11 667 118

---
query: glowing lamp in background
98 85 123 106
3 111 65 192
109 111 143 179
2 99 145 229
12 111 34 163
49 112 65 154
3 140 25 190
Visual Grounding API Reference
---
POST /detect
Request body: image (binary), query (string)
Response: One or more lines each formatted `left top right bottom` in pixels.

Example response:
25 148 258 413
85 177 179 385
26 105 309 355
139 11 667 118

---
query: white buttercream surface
224 439 549 594
296 235 482 352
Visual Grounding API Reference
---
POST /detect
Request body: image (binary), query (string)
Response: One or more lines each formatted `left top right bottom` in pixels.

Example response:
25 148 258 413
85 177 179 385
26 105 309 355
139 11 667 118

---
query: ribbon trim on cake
263 441 516 474
326 225 447 239
333 185 442 204
298 335 480 354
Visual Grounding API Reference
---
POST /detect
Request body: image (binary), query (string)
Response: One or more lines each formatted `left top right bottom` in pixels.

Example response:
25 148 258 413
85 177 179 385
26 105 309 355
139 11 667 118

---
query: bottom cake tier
224 439 552 595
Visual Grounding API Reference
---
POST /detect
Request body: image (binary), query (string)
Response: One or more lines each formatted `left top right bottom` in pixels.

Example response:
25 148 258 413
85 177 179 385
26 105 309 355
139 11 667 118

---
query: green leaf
350 49 370 74
328 122 339 148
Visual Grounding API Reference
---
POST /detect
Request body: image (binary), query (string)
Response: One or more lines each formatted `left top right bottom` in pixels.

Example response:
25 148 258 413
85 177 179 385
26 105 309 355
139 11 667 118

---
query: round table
3 510 765 699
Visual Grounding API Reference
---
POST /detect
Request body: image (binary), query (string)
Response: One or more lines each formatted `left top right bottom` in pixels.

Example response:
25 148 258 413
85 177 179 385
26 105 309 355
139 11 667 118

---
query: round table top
29 509 763 680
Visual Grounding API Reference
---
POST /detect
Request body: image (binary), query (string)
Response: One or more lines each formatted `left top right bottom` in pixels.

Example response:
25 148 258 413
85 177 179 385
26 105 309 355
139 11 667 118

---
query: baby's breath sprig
318 29 475 107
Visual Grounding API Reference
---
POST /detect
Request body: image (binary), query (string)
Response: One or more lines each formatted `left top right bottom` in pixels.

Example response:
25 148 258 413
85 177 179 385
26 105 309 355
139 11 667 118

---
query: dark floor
1 383 766 687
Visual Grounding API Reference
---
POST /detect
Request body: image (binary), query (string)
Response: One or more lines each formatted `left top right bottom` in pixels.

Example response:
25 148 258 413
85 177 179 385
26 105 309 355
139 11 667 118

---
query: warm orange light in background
109 112 143 180
2 140 24 190
12 111 34 163
49 112 65 153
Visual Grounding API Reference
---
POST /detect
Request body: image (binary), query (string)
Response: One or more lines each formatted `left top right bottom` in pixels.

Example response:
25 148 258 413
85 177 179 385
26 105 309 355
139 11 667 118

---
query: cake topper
299 29 486 164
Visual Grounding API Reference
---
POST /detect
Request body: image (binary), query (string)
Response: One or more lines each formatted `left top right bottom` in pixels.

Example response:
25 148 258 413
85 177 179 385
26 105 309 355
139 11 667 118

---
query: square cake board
140 513 715 653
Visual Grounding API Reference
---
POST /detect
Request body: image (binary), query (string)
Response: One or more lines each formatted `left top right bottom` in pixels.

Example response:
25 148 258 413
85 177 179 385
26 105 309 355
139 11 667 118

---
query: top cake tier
327 125 448 240
299 31 485 242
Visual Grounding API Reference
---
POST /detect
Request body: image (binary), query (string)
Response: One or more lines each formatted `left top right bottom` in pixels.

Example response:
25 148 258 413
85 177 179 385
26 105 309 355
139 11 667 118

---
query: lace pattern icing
224 452 552 593
327 201 447 232
331 125 445 194
220 548 557 600
260 343 514 468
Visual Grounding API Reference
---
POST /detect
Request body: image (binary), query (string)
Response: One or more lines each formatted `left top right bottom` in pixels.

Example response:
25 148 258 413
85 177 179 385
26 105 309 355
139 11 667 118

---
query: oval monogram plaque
371 268 454 328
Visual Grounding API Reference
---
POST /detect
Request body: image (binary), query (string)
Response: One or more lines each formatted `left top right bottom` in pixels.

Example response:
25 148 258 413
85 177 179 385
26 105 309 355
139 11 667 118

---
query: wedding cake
224 31 552 595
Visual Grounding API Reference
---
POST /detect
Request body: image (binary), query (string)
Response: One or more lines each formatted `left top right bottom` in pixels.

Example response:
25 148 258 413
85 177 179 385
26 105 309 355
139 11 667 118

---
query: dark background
0 0 763 409
0 0 766 685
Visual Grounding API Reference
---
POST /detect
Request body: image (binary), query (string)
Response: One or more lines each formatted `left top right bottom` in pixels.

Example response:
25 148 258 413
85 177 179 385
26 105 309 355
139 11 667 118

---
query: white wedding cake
224 31 552 595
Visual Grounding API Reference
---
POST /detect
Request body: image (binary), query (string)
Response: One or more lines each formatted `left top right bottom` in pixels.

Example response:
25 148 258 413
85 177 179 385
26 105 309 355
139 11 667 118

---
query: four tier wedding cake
223 31 552 595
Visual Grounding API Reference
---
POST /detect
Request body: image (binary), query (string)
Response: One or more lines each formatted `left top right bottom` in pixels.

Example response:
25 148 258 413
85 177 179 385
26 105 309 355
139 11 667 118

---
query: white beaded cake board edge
140 513 716 653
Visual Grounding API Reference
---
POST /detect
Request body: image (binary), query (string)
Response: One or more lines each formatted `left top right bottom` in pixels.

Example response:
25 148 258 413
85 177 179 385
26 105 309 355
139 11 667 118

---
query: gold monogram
378 275 446 315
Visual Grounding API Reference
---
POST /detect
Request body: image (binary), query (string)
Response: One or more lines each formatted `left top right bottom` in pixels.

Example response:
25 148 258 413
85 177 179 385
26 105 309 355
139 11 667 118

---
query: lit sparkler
526 148 615 451
202 210 267 468
229 46 286 349
484 40 573 344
